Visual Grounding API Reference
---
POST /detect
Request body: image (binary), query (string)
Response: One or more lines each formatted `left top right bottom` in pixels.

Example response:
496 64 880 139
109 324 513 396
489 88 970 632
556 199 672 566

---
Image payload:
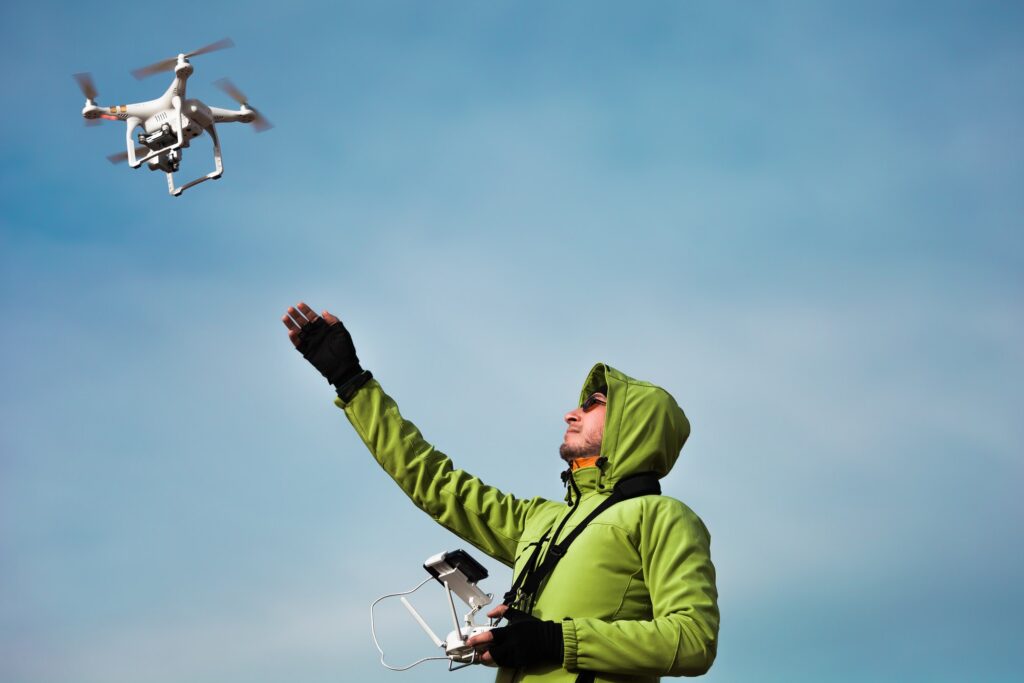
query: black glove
488 608 564 668
297 318 371 400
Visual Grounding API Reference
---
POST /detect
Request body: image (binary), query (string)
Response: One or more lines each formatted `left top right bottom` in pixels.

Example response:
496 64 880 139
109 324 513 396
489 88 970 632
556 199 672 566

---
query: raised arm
340 377 555 565
282 302 554 566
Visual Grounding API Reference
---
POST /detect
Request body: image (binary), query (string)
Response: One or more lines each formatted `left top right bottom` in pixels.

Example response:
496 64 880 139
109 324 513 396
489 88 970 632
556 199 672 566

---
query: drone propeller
73 72 98 100
213 77 247 105
131 37 235 79
214 77 274 132
107 146 150 164
75 72 107 125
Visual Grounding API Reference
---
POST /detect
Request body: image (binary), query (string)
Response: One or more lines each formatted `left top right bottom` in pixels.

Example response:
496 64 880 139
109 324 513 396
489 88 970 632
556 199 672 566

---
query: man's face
560 392 607 462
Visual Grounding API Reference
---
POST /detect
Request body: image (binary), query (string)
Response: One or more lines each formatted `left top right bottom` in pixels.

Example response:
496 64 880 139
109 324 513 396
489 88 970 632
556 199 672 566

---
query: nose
564 407 582 425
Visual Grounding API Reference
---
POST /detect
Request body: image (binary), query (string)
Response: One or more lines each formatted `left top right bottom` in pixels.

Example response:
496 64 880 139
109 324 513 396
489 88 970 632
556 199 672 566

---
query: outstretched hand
281 301 340 346
281 301 370 399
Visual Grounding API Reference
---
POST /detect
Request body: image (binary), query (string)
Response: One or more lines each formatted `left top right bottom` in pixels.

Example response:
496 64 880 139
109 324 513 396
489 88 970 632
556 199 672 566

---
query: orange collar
570 456 602 471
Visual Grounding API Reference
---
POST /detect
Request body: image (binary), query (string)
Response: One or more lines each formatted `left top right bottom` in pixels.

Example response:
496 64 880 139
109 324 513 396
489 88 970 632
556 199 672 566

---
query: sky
1 1 1022 682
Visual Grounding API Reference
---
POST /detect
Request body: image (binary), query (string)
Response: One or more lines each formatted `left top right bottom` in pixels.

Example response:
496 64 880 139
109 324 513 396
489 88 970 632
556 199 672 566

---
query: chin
559 442 588 462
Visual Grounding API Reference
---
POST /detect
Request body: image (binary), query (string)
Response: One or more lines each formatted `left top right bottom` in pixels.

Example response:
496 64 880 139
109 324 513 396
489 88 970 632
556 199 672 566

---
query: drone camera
147 151 179 174
139 123 176 150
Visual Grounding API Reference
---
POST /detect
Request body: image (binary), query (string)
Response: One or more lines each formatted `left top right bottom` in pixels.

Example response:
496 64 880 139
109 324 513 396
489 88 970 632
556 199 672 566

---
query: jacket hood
579 363 690 482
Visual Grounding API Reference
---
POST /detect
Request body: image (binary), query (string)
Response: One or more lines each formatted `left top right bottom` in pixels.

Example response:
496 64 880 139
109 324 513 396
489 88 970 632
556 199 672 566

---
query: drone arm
209 105 250 124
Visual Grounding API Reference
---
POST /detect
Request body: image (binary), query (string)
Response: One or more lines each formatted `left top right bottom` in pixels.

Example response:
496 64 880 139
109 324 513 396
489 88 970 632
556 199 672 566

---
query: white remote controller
445 624 495 660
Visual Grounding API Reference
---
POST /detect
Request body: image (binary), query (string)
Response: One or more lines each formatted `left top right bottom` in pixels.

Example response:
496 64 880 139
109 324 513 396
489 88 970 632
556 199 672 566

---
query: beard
560 433 603 463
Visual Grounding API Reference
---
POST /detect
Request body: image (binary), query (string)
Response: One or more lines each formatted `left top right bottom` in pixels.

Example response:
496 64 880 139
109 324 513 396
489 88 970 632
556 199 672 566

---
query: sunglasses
581 392 607 412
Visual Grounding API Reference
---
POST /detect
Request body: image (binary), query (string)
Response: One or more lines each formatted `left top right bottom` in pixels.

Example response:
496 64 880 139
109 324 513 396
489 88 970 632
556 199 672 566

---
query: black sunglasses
581 392 607 412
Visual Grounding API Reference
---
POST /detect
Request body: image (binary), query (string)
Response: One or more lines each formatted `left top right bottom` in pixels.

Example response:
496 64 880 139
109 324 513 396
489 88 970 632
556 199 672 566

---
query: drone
74 38 272 197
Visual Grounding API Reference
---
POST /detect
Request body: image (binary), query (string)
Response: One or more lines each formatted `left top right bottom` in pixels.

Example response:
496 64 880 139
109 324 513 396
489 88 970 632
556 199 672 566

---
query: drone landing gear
166 123 223 197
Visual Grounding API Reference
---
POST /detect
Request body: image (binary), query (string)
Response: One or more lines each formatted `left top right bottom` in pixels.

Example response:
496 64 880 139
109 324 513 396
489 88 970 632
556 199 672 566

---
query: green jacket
338 363 719 682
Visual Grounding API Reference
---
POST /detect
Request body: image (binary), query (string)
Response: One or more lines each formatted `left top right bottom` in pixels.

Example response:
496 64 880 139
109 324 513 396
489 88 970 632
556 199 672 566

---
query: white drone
74 38 272 196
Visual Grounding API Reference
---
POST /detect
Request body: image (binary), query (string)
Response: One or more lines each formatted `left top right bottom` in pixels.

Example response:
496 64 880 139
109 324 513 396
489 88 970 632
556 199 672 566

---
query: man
282 302 719 681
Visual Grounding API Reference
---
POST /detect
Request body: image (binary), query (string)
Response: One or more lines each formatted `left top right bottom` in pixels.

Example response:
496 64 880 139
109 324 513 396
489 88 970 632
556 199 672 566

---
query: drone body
75 39 271 197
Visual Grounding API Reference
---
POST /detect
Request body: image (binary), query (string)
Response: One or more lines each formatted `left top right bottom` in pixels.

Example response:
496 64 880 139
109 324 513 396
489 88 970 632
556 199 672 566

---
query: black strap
506 472 661 608
502 534 550 605
502 469 584 606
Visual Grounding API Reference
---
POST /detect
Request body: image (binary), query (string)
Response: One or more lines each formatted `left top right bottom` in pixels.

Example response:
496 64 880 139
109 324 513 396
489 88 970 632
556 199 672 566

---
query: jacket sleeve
336 379 552 567
562 499 719 677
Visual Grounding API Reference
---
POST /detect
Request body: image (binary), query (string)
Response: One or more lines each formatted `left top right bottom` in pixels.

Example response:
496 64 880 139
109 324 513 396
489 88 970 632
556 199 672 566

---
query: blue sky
2 2 1022 682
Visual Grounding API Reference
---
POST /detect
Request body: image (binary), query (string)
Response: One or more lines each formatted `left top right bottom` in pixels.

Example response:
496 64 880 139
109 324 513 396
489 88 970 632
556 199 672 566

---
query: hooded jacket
338 363 719 682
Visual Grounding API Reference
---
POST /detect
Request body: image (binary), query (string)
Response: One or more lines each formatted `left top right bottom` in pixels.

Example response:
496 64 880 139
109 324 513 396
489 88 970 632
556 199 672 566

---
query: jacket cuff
335 369 373 402
561 619 579 671
334 377 376 411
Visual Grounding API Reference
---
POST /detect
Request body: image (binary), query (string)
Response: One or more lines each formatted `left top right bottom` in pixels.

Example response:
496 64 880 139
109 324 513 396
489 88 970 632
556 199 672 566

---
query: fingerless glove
297 318 371 400
488 609 564 668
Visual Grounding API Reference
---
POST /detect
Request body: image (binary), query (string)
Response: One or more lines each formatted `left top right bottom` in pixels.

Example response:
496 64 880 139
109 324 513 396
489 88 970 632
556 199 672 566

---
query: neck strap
503 472 661 610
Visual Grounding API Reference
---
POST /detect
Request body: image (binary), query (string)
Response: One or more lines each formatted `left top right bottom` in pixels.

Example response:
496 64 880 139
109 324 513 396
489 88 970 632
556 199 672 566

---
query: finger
321 310 340 325
286 306 313 327
486 604 508 620
296 302 319 322
288 303 315 324
481 651 495 666
282 316 303 347
466 631 494 647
